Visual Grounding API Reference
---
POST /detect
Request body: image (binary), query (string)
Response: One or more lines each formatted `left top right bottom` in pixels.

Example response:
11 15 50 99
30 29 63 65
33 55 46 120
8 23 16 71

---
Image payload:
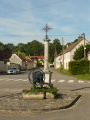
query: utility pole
62 37 64 68
81 33 86 59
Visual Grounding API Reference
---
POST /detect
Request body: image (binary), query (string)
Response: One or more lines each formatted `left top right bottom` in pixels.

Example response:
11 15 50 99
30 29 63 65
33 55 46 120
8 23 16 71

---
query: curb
0 94 81 113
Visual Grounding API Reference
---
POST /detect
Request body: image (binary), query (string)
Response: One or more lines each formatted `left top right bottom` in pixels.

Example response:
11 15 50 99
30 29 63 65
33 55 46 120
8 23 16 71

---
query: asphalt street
0 70 90 120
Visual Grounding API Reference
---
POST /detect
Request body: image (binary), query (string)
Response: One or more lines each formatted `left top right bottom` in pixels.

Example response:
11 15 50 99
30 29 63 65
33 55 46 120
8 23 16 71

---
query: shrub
69 60 89 75
37 62 42 67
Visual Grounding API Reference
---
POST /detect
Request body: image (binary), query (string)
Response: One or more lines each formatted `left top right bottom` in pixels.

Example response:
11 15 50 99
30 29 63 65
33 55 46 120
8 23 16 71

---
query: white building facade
54 36 89 69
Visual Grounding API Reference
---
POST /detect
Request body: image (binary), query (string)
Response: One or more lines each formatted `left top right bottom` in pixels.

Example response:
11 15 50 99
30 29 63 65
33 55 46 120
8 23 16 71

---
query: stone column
44 39 52 84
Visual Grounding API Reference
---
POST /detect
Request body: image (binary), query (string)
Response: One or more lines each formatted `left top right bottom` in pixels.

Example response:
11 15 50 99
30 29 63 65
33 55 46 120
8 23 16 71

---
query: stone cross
43 24 52 85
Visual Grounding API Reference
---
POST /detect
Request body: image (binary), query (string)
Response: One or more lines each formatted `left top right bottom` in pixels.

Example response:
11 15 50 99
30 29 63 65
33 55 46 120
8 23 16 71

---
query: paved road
0 71 90 93
0 70 90 120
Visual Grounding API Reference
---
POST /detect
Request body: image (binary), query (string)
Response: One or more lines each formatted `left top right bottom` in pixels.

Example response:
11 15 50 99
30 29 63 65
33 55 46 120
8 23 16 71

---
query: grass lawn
74 74 90 80
54 69 90 81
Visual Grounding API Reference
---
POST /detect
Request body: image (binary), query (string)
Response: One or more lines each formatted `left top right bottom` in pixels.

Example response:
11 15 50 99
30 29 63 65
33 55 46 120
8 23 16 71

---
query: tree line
0 39 62 63
0 38 90 63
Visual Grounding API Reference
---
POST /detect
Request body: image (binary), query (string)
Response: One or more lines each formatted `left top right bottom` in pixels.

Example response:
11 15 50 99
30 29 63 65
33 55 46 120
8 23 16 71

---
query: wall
0 61 7 72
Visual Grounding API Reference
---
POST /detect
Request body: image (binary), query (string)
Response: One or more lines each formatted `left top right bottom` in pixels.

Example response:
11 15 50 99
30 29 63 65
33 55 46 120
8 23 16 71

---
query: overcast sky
0 0 90 45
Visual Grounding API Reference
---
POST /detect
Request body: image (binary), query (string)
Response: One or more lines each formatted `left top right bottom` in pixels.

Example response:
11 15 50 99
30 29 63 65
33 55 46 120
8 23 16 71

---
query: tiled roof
16 54 33 63
0 52 12 60
59 38 88 55
16 54 26 61
26 58 34 63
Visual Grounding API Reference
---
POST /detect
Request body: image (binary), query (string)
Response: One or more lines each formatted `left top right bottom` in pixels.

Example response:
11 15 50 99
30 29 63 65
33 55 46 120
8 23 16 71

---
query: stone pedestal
44 71 52 84
44 38 53 84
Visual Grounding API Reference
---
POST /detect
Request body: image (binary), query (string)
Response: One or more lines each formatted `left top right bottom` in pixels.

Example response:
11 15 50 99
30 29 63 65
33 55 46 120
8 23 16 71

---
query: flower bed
22 87 57 99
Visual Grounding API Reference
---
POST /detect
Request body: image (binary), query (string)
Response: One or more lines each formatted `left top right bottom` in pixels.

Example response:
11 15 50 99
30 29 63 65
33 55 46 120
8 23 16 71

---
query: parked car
7 68 20 74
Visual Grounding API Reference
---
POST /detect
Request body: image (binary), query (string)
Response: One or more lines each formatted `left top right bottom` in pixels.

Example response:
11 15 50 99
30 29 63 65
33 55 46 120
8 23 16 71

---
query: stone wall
0 61 7 72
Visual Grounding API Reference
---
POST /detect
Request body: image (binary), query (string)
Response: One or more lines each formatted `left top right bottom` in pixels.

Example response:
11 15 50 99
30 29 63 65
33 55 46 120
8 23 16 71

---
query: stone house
54 35 90 69
27 56 44 66
9 54 26 70
9 54 35 70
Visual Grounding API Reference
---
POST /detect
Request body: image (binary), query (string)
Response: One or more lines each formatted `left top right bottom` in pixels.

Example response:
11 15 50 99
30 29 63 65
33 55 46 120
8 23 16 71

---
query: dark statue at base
28 68 50 89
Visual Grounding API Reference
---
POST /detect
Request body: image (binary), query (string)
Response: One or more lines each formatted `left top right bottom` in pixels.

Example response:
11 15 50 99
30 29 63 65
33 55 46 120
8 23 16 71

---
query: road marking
0 78 8 80
22 79 28 81
13 79 23 81
68 80 74 83
58 80 65 83
5 79 14 81
51 80 55 82
78 80 84 83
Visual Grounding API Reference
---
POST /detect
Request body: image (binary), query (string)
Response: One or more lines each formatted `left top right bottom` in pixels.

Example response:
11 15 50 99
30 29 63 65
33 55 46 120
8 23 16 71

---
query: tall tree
49 39 62 63
4 43 15 52
73 44 90 60
26 40 44 56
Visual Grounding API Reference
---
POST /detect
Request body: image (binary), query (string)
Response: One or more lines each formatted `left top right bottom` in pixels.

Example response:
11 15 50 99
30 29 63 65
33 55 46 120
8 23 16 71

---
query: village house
9 54 34 70
27 56 44 66
54 35 90 69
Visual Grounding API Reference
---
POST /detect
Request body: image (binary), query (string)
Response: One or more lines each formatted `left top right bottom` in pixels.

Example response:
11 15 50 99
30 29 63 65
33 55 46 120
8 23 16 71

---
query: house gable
54 35 90 69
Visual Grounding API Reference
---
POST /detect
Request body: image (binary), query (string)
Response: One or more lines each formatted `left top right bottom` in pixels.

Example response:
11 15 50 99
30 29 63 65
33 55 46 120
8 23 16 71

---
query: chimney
66 44 69 48
78 35 83 41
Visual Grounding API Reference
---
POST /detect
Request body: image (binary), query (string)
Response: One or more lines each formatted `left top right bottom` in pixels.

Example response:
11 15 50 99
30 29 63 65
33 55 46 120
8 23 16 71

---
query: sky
0 0 90 45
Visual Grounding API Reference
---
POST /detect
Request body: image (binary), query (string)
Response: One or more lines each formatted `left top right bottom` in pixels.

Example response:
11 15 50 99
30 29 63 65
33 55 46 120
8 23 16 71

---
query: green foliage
73 46 84 60
0 39 62 63
26 40 44 56
23 87 57 93
37 62 42 67
3 59 9 63
49 39 62 63
69 60 90 75
73 44 90 60
14 51 26 57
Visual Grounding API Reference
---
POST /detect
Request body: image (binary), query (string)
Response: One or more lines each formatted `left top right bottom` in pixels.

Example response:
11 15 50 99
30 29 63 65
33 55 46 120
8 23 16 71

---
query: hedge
69 60 90 75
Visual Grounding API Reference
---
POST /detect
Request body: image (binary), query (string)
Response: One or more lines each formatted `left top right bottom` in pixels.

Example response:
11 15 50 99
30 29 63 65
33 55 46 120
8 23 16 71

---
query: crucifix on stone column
43 24 52 85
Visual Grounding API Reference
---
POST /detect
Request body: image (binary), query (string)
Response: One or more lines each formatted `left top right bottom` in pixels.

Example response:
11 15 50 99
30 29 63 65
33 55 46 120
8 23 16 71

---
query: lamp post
43 24 52 85
81 33 86 59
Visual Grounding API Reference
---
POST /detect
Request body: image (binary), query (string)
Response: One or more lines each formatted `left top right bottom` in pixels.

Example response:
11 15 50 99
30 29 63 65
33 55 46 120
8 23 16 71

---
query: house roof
30 56 44 59
59 37 89 56
16 54 34 63
16 54 26 61
26 58 34 63
0 52 12 60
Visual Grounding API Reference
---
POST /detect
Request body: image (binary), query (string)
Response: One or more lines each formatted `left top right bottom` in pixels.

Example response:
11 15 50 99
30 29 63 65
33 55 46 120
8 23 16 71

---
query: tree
73 44 90 60
4 43 15 52
53 39 62 55
13 43 26 53
0 42 4 52
26 40 44 56
49 39 62 63
14 51 26 57
73 46 84 60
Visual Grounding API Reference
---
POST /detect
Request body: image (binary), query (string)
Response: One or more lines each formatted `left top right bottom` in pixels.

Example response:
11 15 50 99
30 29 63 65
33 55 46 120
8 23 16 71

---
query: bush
37 62 42 67
69 60 89 75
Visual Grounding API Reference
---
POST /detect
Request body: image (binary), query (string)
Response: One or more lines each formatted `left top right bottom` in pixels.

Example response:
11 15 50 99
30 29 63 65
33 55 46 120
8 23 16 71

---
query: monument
43 24 52 85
